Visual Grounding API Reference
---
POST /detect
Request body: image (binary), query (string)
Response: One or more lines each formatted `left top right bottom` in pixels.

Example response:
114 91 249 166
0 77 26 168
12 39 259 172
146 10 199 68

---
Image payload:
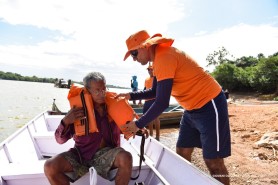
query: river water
0 80 180 148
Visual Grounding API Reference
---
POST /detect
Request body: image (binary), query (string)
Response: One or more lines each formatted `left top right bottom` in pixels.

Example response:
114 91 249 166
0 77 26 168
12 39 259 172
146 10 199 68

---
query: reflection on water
0 80 180 150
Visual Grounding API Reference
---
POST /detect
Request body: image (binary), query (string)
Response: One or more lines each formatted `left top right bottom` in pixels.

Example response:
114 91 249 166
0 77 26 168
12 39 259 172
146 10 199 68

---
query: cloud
175 23 278 70
0 0 277 88
0 0 185 87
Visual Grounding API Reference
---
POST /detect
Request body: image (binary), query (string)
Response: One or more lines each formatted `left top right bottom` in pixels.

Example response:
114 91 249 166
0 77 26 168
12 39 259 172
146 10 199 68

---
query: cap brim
123 51 130 61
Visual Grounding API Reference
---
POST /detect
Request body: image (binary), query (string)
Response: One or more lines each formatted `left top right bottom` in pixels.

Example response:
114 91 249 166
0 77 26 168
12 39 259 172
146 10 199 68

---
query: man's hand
121 120 139 138
63 106 85 126
140 127 149 138
115 93 131 100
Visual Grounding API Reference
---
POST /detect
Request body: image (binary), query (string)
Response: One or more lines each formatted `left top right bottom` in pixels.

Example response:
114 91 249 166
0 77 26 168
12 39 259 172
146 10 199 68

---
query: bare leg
113 151 133 185
176 147 194 162
204 158 230 185
154 118 160 141
44 154 73 185
148 122 154 137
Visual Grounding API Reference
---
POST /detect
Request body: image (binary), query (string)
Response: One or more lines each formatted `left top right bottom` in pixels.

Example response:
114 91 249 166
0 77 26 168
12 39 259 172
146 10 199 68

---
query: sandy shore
158 94 278 185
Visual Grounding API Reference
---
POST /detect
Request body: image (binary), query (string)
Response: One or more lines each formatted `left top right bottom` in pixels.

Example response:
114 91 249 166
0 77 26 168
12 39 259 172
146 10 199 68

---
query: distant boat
0 110 221 185
132 104 184 126
54 78 71 88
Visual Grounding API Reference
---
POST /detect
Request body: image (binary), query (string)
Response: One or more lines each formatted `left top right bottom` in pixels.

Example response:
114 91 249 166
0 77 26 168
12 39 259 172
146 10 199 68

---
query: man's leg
176 147 194 162
197 92 231 185
204 158 230 185
148 122 154 137
113 151 133 185
44 154 73 185
176 111 201 162
154 117 160 141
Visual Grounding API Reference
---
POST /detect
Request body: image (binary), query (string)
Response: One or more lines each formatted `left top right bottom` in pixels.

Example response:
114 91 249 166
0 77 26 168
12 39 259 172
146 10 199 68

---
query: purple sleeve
130 77 157 100
135 79 173 128
55 120 74 144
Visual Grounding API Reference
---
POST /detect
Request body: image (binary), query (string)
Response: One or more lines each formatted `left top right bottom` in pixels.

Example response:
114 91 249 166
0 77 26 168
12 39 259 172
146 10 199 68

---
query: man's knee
116 151 132 167
44 155 71 175
44 158 56 176
176 147 194 162
204 158 227 173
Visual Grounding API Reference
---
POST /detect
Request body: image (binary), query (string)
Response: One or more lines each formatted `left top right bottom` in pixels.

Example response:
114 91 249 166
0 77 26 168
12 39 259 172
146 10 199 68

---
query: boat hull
133 104 184 126
0 111 221 185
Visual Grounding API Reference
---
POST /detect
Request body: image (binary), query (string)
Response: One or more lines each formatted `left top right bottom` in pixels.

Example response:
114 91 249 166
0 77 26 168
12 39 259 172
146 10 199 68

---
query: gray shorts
62 147 125 182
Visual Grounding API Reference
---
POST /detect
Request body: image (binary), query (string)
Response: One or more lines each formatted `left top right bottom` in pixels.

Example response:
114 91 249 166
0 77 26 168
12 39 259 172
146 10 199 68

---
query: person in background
131 75 142 105
44 72 133 185
143 63 160 141
117 30 231 185
224 89 230 99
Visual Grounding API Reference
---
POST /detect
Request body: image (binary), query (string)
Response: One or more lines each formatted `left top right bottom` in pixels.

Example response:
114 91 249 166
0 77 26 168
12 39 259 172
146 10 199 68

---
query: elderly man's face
87 80 106 104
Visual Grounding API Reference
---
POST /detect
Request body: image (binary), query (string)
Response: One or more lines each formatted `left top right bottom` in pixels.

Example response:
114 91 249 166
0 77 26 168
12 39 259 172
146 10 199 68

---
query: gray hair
83 72 106 89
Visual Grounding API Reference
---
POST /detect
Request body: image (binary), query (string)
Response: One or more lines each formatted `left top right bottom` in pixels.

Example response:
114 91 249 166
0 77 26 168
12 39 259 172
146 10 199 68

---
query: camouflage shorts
62 146 125 182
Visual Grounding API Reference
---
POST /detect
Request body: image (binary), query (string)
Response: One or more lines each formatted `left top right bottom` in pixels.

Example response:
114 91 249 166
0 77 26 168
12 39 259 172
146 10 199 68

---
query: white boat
133 104 184 126
0 110 222 185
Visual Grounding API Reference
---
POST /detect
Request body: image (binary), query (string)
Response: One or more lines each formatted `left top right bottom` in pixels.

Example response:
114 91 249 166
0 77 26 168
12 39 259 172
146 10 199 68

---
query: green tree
211 63 240 90
206 46 234 67
250 56 278 93
235 56 258 68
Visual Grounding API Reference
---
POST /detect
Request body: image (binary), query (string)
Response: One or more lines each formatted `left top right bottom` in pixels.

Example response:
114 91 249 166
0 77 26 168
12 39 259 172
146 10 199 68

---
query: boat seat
32 131 74 157
0 160 91 185
89 154 153 185
0 160 50 185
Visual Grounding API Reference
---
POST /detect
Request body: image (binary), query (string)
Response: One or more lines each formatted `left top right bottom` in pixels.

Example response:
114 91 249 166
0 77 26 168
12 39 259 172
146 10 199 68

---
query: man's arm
54 119 73 144
130 76 158 100
54 106 84 144
135 78 173 128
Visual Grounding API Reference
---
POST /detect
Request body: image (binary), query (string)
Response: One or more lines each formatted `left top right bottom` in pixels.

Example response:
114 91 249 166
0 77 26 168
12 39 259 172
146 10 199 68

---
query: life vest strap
80 90 89 135
109 130 145 181
130 130 145 180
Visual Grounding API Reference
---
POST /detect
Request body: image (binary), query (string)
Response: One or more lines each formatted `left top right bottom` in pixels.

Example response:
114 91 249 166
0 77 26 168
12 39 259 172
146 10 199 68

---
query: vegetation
1 48 277 95
0 71 129 89
206 47 278 98
0 71 56 83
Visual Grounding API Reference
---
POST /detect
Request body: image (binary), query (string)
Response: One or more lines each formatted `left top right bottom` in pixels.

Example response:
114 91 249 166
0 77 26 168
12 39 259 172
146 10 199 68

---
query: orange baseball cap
123 30 174 61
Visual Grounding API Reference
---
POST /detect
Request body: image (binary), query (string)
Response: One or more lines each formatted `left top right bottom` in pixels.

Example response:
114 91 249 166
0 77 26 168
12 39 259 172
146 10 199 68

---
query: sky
0 0 277 88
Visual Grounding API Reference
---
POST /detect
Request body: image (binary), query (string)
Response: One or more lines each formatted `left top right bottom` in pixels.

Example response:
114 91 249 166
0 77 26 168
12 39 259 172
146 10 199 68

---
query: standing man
44 72 133 185
117 30 231 185
131 75 142 105
143 63 160 141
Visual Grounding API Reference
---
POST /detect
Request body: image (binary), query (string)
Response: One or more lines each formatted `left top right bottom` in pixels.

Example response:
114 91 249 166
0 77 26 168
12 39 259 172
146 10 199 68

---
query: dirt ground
159 93 278 185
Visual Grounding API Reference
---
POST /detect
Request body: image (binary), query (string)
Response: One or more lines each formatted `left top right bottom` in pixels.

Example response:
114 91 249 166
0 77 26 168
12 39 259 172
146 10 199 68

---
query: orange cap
123 30 174 61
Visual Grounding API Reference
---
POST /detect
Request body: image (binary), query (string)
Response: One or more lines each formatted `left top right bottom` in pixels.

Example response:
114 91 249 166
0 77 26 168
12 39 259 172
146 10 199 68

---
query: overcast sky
0 0 277 88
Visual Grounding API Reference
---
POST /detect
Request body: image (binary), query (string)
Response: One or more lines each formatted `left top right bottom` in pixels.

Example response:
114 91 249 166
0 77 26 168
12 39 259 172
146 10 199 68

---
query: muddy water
0 80 181 151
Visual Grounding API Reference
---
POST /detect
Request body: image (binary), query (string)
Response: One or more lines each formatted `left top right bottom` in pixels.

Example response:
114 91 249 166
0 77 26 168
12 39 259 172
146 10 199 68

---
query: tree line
206 47 278 95
0 71 127 89
0 71 56 83
1 48 277 94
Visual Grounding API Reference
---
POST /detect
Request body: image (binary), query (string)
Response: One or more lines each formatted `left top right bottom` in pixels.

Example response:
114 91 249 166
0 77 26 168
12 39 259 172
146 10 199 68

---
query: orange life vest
67 84 138 138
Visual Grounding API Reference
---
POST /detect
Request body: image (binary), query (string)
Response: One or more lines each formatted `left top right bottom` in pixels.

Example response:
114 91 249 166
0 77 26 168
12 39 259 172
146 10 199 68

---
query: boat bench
32 131 74 157
0 158 152 185
0 160 50 185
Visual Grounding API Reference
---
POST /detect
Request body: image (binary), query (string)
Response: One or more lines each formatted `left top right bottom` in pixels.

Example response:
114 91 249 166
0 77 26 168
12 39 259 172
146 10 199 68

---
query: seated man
44 72 134 185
